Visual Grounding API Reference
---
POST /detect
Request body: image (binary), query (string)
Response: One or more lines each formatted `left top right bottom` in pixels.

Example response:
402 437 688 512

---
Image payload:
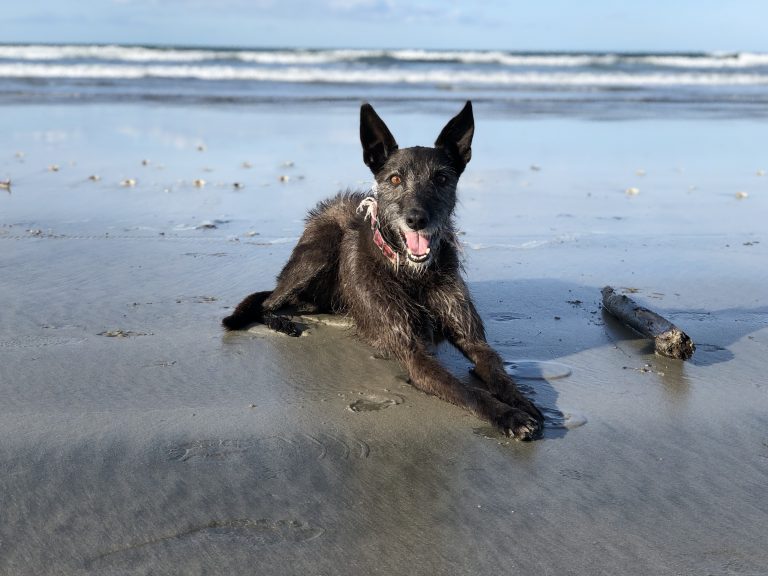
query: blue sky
5 0 768 52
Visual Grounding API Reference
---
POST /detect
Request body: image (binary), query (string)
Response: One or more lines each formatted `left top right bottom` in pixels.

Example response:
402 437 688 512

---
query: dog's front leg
427 282 544 437
351 292 539 439
401 345 541 440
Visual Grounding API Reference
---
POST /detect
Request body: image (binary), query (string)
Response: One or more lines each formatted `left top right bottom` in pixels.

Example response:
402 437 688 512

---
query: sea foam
2 62 767 87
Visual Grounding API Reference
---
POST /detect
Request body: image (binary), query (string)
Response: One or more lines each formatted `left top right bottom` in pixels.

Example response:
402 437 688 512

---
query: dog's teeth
406 248 430 259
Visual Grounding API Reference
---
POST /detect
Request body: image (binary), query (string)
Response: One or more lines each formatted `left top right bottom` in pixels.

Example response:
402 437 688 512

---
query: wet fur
223 102 544 440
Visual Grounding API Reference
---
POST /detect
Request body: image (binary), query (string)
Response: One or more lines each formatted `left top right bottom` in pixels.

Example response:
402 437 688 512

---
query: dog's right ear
360 103 398 173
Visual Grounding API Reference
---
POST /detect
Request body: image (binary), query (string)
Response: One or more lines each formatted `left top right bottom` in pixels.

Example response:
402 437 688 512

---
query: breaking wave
2 44 768 70
3 63 768 87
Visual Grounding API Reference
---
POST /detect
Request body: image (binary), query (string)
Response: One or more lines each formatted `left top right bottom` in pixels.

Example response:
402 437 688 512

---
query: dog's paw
496 400 544 441
265 315 303 337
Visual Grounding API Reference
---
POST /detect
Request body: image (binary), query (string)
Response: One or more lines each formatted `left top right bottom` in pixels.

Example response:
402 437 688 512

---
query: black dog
223 102 544 440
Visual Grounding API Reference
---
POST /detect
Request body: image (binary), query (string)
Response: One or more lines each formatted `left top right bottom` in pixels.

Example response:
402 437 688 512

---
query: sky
4 0 768 53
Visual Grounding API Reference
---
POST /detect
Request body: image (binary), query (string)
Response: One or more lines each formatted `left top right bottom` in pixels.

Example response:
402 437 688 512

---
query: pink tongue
404 231 431 255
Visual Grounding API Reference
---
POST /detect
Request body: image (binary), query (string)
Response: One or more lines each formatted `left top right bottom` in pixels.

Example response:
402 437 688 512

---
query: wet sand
1 103 767 575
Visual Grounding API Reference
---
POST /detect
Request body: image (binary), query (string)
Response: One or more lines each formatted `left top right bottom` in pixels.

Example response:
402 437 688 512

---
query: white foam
0 45 220 63
3 62 768 86
0 44 383 65
387 50 768 68
388 49 618 67
2 45 768 70
235 49 382 65
631 53 768 69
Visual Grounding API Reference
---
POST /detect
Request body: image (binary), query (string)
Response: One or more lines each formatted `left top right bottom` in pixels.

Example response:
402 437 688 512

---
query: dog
223 102 544 440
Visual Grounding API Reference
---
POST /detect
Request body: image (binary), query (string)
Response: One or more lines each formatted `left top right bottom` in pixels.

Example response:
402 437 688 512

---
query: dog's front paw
495 400 544 441
265 315 303 337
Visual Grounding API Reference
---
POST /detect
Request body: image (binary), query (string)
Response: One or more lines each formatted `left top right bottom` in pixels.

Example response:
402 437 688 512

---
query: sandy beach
1 102 767 575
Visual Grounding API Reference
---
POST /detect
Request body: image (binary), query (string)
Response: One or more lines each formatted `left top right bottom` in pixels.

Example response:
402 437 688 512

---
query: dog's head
359 101 474 269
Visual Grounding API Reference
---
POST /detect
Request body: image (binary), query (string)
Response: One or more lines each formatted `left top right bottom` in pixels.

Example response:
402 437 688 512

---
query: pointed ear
435 101 474 175
360 103 398 174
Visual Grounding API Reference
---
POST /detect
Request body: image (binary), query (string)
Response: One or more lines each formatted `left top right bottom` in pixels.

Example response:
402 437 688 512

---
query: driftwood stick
601 286 695 360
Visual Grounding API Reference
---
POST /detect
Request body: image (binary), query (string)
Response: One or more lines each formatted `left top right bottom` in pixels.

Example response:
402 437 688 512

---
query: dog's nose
405 208 429 230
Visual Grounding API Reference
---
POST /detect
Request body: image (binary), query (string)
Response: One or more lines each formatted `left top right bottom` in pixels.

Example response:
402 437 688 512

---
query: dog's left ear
435 101 474 176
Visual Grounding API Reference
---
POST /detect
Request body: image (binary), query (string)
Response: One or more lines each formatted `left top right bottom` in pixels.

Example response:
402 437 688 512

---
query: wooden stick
601 286 696 360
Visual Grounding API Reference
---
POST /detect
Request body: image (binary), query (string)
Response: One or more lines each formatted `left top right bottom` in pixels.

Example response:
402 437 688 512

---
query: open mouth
400 229 433 263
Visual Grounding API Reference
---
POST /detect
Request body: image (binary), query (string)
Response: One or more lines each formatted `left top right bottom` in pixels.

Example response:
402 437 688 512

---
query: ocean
1 44 768 118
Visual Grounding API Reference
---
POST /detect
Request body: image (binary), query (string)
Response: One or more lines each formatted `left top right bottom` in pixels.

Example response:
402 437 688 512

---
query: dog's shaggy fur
223 102 544 439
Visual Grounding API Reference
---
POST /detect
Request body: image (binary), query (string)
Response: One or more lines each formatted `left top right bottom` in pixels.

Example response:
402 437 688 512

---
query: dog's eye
435 174 447 185
390 175 402 186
